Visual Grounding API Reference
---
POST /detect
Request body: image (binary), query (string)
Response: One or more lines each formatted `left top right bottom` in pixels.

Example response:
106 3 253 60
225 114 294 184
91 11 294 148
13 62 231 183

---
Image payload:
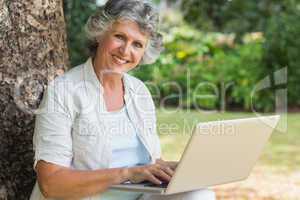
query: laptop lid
165 115 280 194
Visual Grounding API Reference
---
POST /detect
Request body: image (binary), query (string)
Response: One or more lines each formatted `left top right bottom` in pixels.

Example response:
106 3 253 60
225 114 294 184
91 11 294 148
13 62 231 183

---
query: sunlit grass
157 108 300 172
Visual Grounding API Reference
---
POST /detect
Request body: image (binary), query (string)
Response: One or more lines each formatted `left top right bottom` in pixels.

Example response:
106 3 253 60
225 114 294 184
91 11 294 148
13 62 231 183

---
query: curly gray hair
85 0 163 65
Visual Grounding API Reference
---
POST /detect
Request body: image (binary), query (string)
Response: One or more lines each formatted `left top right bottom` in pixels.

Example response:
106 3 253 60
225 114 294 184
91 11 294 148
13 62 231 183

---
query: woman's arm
36 160 129 199
36 159 174 199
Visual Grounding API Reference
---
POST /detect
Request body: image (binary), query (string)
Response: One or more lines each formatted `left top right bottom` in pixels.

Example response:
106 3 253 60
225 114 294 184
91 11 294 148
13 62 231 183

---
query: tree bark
0 0 69 199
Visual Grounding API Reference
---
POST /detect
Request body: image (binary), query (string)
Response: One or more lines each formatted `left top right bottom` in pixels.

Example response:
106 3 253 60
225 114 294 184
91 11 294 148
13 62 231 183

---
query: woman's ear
96 32 106 43
96 36 102 43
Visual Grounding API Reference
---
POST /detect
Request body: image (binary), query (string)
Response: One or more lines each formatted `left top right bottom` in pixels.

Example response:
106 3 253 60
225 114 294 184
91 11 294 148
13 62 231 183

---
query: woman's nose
119 43 130 56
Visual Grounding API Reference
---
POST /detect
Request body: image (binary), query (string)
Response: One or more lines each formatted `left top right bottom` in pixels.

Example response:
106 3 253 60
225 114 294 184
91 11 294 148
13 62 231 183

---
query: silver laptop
111 115 280 195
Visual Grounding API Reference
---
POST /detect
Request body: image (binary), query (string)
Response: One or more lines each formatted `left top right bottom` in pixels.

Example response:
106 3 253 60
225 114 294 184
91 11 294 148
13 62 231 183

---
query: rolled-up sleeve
33 78 74 171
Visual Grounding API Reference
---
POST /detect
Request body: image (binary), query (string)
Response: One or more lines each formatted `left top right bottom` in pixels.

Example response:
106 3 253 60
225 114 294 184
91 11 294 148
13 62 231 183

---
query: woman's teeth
113 55 128 64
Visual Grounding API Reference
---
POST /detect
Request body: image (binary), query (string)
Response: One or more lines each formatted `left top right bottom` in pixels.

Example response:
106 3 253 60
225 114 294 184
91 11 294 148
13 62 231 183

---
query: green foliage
132 15 271 111
262 6 300 106
64 0 97 67
181 0 296 41
180 0 300 109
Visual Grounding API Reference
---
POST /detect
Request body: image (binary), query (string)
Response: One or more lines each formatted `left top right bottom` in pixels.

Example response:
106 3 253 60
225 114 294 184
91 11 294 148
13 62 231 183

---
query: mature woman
30 0 215 199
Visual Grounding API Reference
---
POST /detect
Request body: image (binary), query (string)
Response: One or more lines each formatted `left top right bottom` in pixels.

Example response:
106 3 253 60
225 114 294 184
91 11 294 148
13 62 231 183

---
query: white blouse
30 58 161 200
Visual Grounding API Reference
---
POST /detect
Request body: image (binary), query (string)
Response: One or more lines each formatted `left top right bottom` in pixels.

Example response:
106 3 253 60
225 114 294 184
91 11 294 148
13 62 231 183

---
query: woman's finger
146 171 162 185
151 167 172 182
155 161 174 177
162 166 174 177
167 161 179 170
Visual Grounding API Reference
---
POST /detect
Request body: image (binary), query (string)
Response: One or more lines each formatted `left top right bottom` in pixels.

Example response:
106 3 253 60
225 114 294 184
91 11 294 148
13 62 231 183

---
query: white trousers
138 189 216 200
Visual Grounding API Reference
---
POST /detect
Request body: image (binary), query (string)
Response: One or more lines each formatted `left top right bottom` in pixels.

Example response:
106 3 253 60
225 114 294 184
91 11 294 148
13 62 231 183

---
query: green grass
156 108 300 172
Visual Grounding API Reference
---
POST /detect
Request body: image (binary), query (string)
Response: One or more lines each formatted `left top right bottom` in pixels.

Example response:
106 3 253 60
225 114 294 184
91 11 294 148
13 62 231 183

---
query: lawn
156 109 300 199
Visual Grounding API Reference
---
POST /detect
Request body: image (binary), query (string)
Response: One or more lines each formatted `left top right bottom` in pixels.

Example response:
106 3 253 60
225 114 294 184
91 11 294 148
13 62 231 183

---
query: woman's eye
115 34 124 40
134 42 143 48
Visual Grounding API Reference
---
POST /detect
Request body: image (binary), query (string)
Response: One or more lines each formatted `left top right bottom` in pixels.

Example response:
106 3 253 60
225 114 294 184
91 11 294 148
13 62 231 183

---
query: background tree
0 0 69 199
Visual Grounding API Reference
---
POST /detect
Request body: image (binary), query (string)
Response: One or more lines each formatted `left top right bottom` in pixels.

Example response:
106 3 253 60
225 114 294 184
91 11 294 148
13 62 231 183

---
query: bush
180 0 300 109
132 14 270 111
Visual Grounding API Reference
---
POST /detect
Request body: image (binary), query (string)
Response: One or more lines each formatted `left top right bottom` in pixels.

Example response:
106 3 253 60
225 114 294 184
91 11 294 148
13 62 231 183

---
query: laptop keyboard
121 181 169 188
140 181 169 188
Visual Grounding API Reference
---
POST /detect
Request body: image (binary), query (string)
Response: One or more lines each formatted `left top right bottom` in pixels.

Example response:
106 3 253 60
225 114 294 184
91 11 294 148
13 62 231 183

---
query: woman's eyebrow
113 31 146 44
112 31 123 34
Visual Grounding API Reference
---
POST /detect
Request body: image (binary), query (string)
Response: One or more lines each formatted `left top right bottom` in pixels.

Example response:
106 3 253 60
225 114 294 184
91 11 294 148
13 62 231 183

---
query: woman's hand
156 159 179 171
127 160 175 184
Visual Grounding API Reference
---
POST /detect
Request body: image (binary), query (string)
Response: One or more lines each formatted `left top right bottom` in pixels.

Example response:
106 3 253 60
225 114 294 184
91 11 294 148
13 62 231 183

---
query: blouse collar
84 57 135 94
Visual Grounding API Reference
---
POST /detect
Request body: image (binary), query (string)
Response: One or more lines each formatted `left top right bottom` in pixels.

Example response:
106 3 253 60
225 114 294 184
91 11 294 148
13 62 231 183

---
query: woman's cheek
103 38 120 50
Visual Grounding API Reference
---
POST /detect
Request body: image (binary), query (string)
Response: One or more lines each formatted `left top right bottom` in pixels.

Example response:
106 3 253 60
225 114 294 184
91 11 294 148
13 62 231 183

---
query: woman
30 0 216 199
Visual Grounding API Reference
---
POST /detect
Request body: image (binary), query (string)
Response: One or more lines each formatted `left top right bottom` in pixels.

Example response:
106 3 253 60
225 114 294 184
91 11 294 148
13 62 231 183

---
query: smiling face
95 19 149 74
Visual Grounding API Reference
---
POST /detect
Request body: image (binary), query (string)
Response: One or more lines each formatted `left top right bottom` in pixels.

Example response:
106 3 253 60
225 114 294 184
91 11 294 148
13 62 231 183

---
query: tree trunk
0 0 69 199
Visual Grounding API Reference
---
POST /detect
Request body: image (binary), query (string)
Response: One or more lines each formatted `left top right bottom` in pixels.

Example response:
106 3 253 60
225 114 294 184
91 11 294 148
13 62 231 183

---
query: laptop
110 115 280 195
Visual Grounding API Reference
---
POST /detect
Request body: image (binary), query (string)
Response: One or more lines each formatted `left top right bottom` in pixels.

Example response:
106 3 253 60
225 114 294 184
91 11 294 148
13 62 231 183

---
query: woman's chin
100 67 126 76
111 63 133 73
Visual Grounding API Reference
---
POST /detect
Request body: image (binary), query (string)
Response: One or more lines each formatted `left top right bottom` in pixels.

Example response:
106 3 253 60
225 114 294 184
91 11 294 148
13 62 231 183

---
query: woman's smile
112 54 130 65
